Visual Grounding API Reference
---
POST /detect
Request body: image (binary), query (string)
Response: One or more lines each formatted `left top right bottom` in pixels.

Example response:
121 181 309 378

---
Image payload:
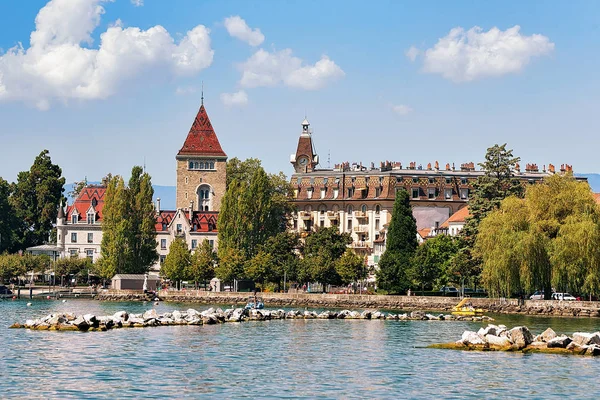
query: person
302 284 307 292
253 289 258 309
407 289 411 297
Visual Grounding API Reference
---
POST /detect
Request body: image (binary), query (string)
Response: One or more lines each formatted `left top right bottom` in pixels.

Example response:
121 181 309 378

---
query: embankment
96 290 600 318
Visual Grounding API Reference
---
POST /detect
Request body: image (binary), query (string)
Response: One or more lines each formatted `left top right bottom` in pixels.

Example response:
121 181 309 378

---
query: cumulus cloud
224 16 264 47
421 25 554 82
239 49 344 90
131 0 143 6
405 46 420 62
0 0 214 109
220 90 248 107
391 104 413 116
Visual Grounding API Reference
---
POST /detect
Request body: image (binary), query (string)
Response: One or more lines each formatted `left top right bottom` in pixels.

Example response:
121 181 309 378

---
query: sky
1 0 600 186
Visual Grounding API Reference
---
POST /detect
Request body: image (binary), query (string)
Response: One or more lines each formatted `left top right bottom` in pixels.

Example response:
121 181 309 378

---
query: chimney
156 198 161 214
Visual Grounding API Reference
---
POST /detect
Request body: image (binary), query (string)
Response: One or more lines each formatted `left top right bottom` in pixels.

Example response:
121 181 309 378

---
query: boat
245 295 264 310
451 298 484 316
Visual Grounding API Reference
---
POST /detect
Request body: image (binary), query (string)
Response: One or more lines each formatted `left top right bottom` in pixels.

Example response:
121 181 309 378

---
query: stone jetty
430 324 600 356
10 308 494 332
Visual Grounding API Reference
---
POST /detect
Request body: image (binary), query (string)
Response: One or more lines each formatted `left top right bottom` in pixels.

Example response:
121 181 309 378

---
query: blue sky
1 0 600 185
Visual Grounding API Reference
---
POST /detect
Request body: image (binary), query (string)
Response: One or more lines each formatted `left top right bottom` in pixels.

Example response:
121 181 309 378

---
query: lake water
1 299 600 399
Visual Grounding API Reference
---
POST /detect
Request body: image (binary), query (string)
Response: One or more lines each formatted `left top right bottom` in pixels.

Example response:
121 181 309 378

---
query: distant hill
64 183 176 210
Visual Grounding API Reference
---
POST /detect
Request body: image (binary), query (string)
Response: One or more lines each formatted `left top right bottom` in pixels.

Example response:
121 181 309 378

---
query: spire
201 81 204 106
57 200 65 219
177 101 227 157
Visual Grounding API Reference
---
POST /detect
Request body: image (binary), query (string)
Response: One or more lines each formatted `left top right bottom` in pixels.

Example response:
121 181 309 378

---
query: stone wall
176 159 227 211
96 290 600 318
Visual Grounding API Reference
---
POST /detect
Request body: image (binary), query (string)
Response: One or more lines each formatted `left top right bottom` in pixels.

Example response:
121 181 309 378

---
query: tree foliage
161 238 191 285
336 250 366 285
410 234 461 292
300 227 353 288
0 254 26 283
0 178 18 253
377 189 417 293
476 174 600 298
10 150 65 250
188 239 216 288
215 247 246 284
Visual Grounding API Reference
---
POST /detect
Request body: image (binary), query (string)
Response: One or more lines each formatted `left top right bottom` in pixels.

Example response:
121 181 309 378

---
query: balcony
351 241 372 250
327 211 339 220
298 211 312 220
354 211 367 219
353 225 369 233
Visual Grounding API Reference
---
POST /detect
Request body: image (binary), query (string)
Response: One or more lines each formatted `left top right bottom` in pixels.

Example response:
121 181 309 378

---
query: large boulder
461 331 486 346
485 335 511 347
547 335 572 348
71 316 89 330
572 332 600 346
113 311 129 321
508 326 533 348
478 325 499 337
143 309 158 321
585 344 600 356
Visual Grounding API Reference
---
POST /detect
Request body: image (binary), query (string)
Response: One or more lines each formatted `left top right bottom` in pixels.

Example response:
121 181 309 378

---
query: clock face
298 156 309 166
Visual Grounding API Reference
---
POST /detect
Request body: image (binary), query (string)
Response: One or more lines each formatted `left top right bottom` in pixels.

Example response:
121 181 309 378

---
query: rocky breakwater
10 309 494 332
430 324 600 356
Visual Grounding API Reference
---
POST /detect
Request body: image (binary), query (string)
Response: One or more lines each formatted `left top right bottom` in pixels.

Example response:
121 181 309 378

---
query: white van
552 293 576 301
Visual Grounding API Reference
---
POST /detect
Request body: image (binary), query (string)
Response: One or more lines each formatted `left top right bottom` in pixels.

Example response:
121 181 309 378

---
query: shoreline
96 290 600 318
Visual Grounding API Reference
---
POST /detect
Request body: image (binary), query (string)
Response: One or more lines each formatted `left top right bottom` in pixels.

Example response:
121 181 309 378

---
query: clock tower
291 118 319 173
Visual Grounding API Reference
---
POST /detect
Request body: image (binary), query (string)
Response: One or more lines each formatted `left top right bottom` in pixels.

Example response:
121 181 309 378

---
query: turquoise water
1 299 600 399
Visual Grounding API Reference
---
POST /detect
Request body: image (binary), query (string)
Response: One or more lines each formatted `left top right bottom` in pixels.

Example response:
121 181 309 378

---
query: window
444 188 453 200
293 219 298 229
69 249 78 258
347 205 353 214
461 178 468 185
361 204 367 213
86 249 93 260
87 213 94 224
375 205 381 214
375 187 381 197
347 219 353 230
160 255 166 264
209 240 214 249
375 219 380 230
191 239 197 249
412 188 419 199
320 220 325 228
446 177 452 184
321 188 326 199
197 185 212 211
333 188 339 199
71 214 77 224
460 188 469 200
297 177 302 185
87 233 93 243
71 233 77 243
185 177 188 184
162 223 167 231
361 189 368 199
176 224 183 234
210 162 215 169
428 178 435 184
323 178 328 184
161 239 167 250
428 188 436 199
348 187 355 198
307 188 313 199
189 161 194 169
412 177 418 183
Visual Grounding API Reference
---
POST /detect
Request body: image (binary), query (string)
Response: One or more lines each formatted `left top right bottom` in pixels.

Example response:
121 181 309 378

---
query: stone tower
291 118 318 173
176 101 227 211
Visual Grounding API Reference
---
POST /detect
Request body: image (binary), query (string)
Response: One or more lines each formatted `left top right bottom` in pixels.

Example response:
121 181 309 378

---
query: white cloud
239 49 344 90
391 104 413 116
131 0 143 6
421 25 554 82
175 86 197 95
0 0 214 109
224 16 264 47
220 90 248 107
405 46 420 62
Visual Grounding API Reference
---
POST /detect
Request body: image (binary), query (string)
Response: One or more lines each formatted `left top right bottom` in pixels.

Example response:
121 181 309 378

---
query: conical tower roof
177 104 227 158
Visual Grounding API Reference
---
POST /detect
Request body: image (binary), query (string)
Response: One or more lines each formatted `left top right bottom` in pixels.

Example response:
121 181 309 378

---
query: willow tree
476 174 600 299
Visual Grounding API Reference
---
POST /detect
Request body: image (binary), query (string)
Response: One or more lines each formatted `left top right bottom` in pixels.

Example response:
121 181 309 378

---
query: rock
172 310 182 320
572 332 600 346
426 314 439 320
186 317 202 325
349 311 361 319
461 331 486 346
585 344 600 356
508 326 533 348
410 311 424 319
317 311 334 319
47 315 67 325
547 335 572 348
9 323 23 329
485 334 511 347
534 327 557 343
478 324 499 337
359 310 371 320
528 341 547 349
143 309 158 321
372 311 385 319
71 316 89 330
113 311 129 321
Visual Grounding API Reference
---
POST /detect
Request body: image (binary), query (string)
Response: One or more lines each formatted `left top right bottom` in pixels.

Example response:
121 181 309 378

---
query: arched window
189 161 194 169
210 162 215 169
319 205 327 215
194 161 199 169
347 205 353 215
197 184 212 211
361 204 367 213
375 205 381 214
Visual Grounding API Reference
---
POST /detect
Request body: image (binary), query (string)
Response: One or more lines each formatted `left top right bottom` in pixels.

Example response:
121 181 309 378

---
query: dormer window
71 214 78 224
87 213 95 224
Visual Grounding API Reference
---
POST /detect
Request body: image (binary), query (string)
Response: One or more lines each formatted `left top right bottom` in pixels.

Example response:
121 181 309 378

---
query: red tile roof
155 210 218 233
66 186 106 222
440 206 470 228
177 104 227 158
418 228 431 238
593 193 600 205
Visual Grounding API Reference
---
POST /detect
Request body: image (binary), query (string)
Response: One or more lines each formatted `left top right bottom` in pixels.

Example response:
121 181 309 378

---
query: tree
260 231 301 288
476 174 600 299
377 189 417 293
98 166 157 278
10 150 65 250
0 254 26 284
56 257 92 285
0 178 17 253
218 160 293 262
301 227 352 288
410 235 460 293
69 177 88 199
161 238 191 288
245 250 275 288
336 250 366 286
215 247 246 286
188 240 216 289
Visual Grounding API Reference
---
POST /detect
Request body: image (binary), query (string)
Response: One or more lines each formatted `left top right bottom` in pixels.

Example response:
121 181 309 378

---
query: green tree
410 235 460 293
215 247 246 286
69 177 88 199
377 189 417 293
301 227 352 288
10 150 65 250
260 231 301 288
476 174 600 298
127 166 158 273
245 250 275 287
188 239 216 289
0 254 26 284
161 238 191 288
336 250 366 286
0 178 18 253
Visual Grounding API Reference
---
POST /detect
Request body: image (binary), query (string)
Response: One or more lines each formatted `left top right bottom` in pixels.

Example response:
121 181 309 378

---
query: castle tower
291 118 318 173
176 101 227 211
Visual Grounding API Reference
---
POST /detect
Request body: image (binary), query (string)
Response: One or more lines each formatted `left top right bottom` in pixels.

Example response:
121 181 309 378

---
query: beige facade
175 158 227 211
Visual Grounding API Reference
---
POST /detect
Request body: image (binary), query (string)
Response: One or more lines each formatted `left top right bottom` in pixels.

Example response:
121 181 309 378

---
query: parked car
439 286 459 295
530 291 545 300
552 293 576 301
0 285 12 295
